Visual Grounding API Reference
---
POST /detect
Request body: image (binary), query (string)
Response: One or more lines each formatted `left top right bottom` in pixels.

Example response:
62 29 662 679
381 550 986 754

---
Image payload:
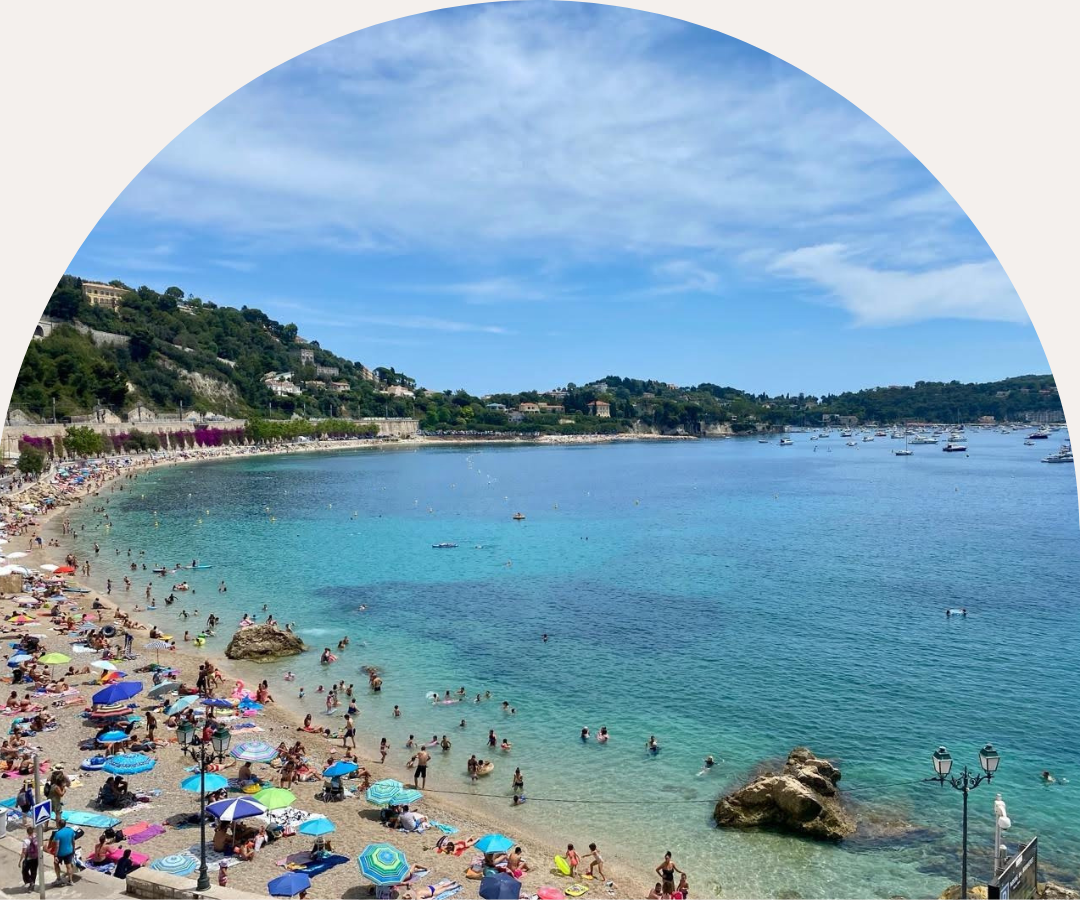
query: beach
0 448 656 899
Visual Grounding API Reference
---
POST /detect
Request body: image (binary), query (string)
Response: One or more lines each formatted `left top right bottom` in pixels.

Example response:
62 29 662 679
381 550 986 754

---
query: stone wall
35 317 130 348
126 868 258 899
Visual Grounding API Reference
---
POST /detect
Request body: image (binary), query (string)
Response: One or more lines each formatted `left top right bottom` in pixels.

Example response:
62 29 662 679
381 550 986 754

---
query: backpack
17 787 33 811
25 836 38 860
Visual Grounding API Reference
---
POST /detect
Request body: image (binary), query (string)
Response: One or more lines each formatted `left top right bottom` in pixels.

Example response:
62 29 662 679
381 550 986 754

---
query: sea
67 431 1080 898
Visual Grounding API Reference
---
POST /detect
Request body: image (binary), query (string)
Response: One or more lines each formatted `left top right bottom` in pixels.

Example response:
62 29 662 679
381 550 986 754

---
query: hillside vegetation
10 275 1063 434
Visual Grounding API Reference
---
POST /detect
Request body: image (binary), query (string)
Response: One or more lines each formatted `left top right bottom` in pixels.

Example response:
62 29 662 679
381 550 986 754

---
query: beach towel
430 821 459 835
107 848 150 865
283 852 349 876
186 845 242 868
127 824 166 845
58 810 121 828
84 860 116 875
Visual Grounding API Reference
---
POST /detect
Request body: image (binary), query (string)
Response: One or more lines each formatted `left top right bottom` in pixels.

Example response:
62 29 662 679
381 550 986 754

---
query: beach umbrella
38 652 71 666
54 565 76 575
322 761 358 779
206 797 268 822
298 817 336 837
91 660 118 672
4 551 28 559
88 701 132 719
238 698 263 711
357 843 410 886
0 566 31 577
181 773 228 793
104 753 157 775
97 730 129 744
475 834 514 855
166 695 201 715
145 639 170 663
268 872 312 898
7 654 33 667
480 873 523 900
93 681 143 705
0 537 6 545
39 563 59 573
6 615 33 625
150 853 199 877
388 788 424 806
230 741 278 763
148 681 180 699
202 698 235 709
252 788 296 811
365 779 405 807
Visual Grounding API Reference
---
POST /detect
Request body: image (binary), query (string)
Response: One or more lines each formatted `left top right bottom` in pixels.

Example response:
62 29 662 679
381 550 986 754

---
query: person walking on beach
20 826 39 890
380 738 389 764
583 843 605 881
343 714 356 749
414 747 430 789
512 767 525 804
656 851 683 896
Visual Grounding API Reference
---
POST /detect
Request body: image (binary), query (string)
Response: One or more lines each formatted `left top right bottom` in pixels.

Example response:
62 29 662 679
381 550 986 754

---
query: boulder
714 747 856 841
224 624 305 660
939 886 988 900
1040 884 1080 900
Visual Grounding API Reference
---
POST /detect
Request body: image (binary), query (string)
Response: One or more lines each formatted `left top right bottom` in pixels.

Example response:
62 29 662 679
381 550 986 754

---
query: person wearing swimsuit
656 852 683 896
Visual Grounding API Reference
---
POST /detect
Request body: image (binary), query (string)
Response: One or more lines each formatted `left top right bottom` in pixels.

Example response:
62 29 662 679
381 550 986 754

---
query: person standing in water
414 747 430 789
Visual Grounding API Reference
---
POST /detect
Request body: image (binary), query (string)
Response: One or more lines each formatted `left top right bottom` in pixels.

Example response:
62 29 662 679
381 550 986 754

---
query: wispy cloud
259 300 509 335
94 2 1023 329
85 243 189 275
770 244 1027 326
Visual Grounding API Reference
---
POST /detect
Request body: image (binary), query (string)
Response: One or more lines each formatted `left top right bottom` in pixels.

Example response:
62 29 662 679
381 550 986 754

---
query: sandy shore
1 447 655 899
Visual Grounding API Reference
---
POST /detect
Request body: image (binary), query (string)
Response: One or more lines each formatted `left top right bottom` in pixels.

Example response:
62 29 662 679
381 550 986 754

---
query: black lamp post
178 721 232 891
931 743 1002 900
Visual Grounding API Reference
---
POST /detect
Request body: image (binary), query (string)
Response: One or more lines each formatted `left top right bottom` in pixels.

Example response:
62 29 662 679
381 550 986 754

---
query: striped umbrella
365 779 405 807
97 730 129 744
181 773 228 793
252 788 296 811
358 843 410 886
91 660 118 672
145 640 170 663
230 741 278 763
148 681 180 699
298 817 336 837
103 753 156 775
150 853 199 877
206 797 267 822
389 788 424 806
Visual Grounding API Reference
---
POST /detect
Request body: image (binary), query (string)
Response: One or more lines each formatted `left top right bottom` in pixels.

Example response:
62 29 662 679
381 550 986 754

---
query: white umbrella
91 660 118 672
5 551 28 559
39 563 59 572
0 566 31 577
0 538 8 545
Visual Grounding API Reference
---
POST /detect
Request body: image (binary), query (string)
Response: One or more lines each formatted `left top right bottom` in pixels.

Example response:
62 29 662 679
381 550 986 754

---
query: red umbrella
55 565 76 574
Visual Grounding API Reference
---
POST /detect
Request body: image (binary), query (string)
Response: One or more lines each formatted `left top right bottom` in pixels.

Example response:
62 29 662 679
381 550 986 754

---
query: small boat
911 435 938 445
758 439 770 444
942 443 967 453
863 435 874 442
840 430 853 438
432 542 458 549
512 513 526 521
779 438 793 446
1024 440 1036 446
846 441 857 447
894 449 914 456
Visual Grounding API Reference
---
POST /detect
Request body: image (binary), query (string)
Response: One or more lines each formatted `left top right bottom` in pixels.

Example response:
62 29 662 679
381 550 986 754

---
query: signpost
988 837 1038 900
32 754 46 899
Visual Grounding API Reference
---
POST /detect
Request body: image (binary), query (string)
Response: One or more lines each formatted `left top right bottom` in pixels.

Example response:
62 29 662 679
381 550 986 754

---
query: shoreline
5 446 656 898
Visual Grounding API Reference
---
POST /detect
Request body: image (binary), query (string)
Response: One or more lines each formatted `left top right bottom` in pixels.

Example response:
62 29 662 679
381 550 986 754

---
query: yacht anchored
1042 443 1074 464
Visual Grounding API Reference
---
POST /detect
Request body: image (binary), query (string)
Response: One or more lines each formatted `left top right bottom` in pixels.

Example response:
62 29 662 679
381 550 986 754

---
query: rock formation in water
713 746 856 841
224 623 305 660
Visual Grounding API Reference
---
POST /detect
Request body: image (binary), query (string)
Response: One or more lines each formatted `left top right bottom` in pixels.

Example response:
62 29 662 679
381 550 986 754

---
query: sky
69 1 1048 397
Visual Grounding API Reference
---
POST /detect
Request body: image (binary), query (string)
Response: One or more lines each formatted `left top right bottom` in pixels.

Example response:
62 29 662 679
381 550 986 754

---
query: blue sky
69 1 1047 396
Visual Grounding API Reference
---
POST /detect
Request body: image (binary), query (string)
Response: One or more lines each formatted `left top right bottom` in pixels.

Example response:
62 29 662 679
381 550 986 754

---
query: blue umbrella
97 730 129 744
238 698 264 711
268 873 312 897
202 698 235 709
298 817 336 837
7 654 32 667
474 834 514 854
166 695 201 715
181 773 228 793
103 753 157 775
388 788 423 806
357 843 410 886
92 681 143 705
230 741 278 763
206 797 268 821
480 873 522 900
365 779 405 807
322 761 358 778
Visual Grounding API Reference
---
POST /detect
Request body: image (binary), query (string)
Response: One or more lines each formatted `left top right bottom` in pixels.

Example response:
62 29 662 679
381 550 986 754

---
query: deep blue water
70 433 1080 898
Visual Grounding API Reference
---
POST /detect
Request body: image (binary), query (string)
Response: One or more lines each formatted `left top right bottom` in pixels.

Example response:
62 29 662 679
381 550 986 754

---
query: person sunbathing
435 836 479 856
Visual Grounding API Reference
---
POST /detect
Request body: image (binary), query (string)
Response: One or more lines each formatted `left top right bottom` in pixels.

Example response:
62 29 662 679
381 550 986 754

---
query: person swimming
646 735 660 755
597 727 609 744
581 727 590 742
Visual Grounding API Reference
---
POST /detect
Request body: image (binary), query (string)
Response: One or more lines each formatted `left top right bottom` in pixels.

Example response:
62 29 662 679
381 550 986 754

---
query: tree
64 425 104 458
164 286 185 300
16 446 47 478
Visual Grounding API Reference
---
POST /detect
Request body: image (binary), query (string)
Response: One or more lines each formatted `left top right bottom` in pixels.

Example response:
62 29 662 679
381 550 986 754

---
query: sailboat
894 433 913 456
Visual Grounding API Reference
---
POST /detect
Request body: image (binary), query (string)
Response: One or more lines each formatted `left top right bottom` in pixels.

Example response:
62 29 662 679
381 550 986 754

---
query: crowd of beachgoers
0 450 698 899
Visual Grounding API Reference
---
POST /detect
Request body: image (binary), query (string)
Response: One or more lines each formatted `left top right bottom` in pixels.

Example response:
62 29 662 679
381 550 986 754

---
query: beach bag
17 786 33 812
45 839 58 857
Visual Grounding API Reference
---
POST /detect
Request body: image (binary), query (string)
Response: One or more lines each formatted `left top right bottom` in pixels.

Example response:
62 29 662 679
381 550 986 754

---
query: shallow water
70 433 1080 897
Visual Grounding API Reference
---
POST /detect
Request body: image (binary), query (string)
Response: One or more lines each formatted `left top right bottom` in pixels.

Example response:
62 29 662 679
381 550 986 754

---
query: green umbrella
358 843 410 886
252 788 296 811
365 779 405 807
39 652 71 665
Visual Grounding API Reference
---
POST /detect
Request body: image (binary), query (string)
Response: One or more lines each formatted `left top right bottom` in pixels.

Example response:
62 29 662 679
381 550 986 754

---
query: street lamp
178 721 232 891
931 744 1002 899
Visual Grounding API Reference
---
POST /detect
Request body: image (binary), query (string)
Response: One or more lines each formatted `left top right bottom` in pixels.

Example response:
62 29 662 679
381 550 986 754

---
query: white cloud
770 244 1027 326
649 260 721 294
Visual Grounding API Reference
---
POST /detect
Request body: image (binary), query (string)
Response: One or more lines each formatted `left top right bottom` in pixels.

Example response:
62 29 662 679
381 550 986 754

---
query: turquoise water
70 435 1080 898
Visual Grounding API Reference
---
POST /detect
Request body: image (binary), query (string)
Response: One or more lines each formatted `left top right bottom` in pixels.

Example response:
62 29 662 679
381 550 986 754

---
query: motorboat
432 542 458 549
1042 444 1074 464
512 512 526 521
911 435 938 444
1028 430 1050 439
863 435 874 442
846 441 857 447
779 438 793 446
840 430 853 438
942 443 967 453
948 431 964 442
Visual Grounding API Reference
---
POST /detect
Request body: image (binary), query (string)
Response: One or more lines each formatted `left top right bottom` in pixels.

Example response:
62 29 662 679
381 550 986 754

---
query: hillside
9 275 1063 434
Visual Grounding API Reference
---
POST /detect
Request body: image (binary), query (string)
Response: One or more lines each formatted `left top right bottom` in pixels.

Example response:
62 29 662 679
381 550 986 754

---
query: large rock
714 747 856 841
224 624 305 660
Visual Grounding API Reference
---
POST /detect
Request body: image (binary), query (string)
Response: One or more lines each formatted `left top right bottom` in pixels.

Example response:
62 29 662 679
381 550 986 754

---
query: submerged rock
224 623 305 660
713 746 856 841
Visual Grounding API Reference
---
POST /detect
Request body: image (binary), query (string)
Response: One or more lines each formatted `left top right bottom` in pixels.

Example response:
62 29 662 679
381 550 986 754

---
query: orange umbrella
55 565 76 575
